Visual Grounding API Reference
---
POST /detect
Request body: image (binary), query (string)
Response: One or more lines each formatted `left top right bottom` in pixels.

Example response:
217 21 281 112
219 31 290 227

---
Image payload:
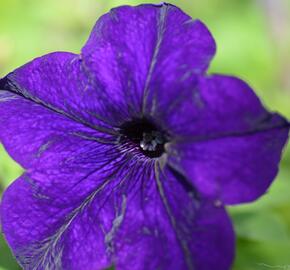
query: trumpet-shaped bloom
0 3 289 270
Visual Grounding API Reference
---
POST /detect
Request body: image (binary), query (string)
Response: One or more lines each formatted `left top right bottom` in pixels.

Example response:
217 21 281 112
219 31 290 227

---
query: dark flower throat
119 118 167 158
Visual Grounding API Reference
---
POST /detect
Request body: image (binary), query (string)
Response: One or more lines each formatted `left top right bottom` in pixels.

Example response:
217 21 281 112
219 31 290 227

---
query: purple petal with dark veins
166 76 289 204
0 160 235 270
0 175 111 270
0 90 115 170
0 52 129 128
0 3 288 270
82 3 216 118
155 75 288 138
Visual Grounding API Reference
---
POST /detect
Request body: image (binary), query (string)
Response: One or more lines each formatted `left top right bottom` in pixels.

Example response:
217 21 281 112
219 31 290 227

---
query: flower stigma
119 118 168 158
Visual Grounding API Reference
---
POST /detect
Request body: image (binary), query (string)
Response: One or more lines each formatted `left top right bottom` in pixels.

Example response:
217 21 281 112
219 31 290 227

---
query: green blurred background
0 0 290 269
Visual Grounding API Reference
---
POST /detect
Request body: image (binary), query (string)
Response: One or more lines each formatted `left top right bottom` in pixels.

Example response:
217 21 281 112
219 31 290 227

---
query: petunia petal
0 151 142 269
113 164 235 270
0 91 115 169
168 123 289 205
0 91 131 209
82 3 216 118
0 175 111 270
1 162 235 270
0 51 128 128
156 75 288 138
165 75 289 204
0 4 216 128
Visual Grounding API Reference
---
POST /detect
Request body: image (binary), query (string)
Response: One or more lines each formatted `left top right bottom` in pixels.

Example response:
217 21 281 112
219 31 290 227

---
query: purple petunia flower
0 3 289 270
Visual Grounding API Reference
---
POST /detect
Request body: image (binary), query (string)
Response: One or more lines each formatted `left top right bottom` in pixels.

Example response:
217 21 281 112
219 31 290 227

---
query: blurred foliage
0 0 290 269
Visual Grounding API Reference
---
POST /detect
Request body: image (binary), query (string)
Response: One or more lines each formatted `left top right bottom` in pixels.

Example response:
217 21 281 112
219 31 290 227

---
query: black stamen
119 118 167 158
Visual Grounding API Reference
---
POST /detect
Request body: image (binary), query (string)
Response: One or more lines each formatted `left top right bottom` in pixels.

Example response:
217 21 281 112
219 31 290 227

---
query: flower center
119 118 167 158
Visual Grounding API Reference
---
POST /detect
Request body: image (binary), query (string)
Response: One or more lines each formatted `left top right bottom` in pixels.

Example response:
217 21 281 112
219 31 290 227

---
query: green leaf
0 234 21 270
231 211 290 243
0 144 23 191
